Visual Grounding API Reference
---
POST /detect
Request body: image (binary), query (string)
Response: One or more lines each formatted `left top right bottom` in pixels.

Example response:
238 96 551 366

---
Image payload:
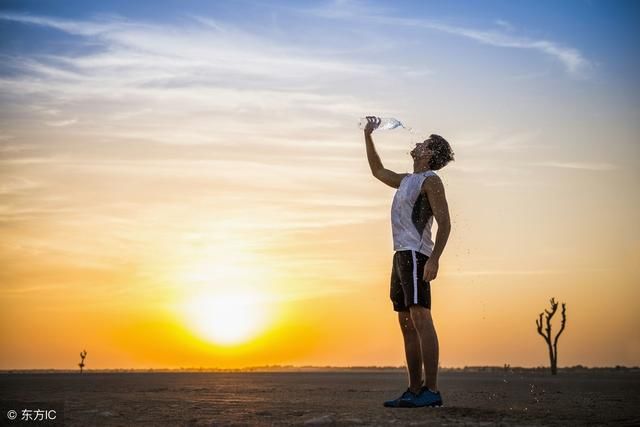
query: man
363 116 454 408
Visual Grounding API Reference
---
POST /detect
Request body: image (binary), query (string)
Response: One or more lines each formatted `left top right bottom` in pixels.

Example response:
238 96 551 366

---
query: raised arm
421 174 451 281
363 116 407 189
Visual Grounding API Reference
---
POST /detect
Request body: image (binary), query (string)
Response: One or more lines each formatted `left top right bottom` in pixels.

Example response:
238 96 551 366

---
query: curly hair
426 134 455 170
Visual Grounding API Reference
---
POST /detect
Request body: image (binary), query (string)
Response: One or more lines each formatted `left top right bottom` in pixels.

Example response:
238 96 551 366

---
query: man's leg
398 311 423 394
409 305 439 392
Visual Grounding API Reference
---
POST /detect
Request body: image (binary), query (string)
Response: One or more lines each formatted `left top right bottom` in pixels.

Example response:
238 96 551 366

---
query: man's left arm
422 175 451 282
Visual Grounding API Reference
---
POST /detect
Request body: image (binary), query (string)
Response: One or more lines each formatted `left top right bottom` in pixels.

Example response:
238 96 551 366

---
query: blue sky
2 0 639 78
1 0 639 110
3 0 638 165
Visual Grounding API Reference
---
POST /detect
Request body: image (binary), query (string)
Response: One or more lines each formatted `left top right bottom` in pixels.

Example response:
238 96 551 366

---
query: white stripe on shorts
411 250 418 304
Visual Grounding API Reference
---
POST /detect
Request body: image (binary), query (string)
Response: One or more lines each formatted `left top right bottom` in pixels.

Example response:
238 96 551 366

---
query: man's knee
398 311 417 334
409 304 433 326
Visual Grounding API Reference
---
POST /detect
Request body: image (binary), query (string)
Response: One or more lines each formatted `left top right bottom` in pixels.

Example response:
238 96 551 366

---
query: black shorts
390 250 431 312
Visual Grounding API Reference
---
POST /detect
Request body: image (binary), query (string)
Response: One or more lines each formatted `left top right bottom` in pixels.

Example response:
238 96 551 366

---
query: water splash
399 123 430 157
358 116 430 155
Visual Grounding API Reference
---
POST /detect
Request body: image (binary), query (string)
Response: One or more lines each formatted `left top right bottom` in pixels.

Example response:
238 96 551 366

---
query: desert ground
1 369 639 426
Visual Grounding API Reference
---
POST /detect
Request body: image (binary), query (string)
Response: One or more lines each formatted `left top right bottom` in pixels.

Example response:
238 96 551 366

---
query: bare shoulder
422 173 450 221
421 173 445 193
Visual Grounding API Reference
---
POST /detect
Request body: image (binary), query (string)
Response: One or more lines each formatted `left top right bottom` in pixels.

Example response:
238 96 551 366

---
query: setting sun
181 289 269 345
173 254 274 346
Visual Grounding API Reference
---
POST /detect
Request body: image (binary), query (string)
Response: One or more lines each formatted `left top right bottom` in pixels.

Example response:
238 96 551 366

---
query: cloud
0 12 132 36
0 12 394 147
508 70 550 81
534 161 618 171
494 19 514 32
395 20 590 76
0 12 388 81
45 118 77 127
445 268 610 276
299 5 591 76
453 129 543 152
0 176 43 195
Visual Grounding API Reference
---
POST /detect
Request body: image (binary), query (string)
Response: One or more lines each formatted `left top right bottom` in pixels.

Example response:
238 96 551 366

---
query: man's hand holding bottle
363 116 381 135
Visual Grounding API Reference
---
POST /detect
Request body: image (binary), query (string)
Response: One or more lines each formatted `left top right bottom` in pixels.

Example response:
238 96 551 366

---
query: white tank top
391 171 438 256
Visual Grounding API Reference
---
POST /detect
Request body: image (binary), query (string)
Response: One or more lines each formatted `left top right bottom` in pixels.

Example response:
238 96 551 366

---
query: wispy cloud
453 129 543 152
430 23 589 76
494 19 514 32
0 176 43 195
534 161 618 171
45 118 77 127
0 12 122 36
0 11 394 149
0 12 390 82
300 2 591 76
445 268 610 276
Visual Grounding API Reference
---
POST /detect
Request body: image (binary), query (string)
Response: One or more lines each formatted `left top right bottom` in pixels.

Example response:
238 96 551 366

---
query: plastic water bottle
359 117 404 131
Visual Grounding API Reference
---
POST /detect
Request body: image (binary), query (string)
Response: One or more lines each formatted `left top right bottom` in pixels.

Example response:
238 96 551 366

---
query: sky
1 0 639 370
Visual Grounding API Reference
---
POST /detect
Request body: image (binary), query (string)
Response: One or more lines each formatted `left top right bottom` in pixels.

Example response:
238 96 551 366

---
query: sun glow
183 290 269 345
175 251 275 346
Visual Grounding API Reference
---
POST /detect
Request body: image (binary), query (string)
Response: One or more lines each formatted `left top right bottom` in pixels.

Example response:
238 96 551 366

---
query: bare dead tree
535 298 567 375
78 349 87 374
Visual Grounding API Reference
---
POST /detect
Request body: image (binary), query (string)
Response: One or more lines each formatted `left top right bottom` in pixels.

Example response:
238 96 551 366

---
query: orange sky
1 5 639 370
2 129 638 369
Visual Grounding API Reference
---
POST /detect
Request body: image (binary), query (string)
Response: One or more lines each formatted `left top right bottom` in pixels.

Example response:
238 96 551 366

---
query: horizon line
2 364 638 374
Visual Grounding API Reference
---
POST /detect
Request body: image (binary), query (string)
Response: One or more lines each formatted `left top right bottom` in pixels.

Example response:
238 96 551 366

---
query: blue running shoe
383 387 418 407
398 386 443 408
